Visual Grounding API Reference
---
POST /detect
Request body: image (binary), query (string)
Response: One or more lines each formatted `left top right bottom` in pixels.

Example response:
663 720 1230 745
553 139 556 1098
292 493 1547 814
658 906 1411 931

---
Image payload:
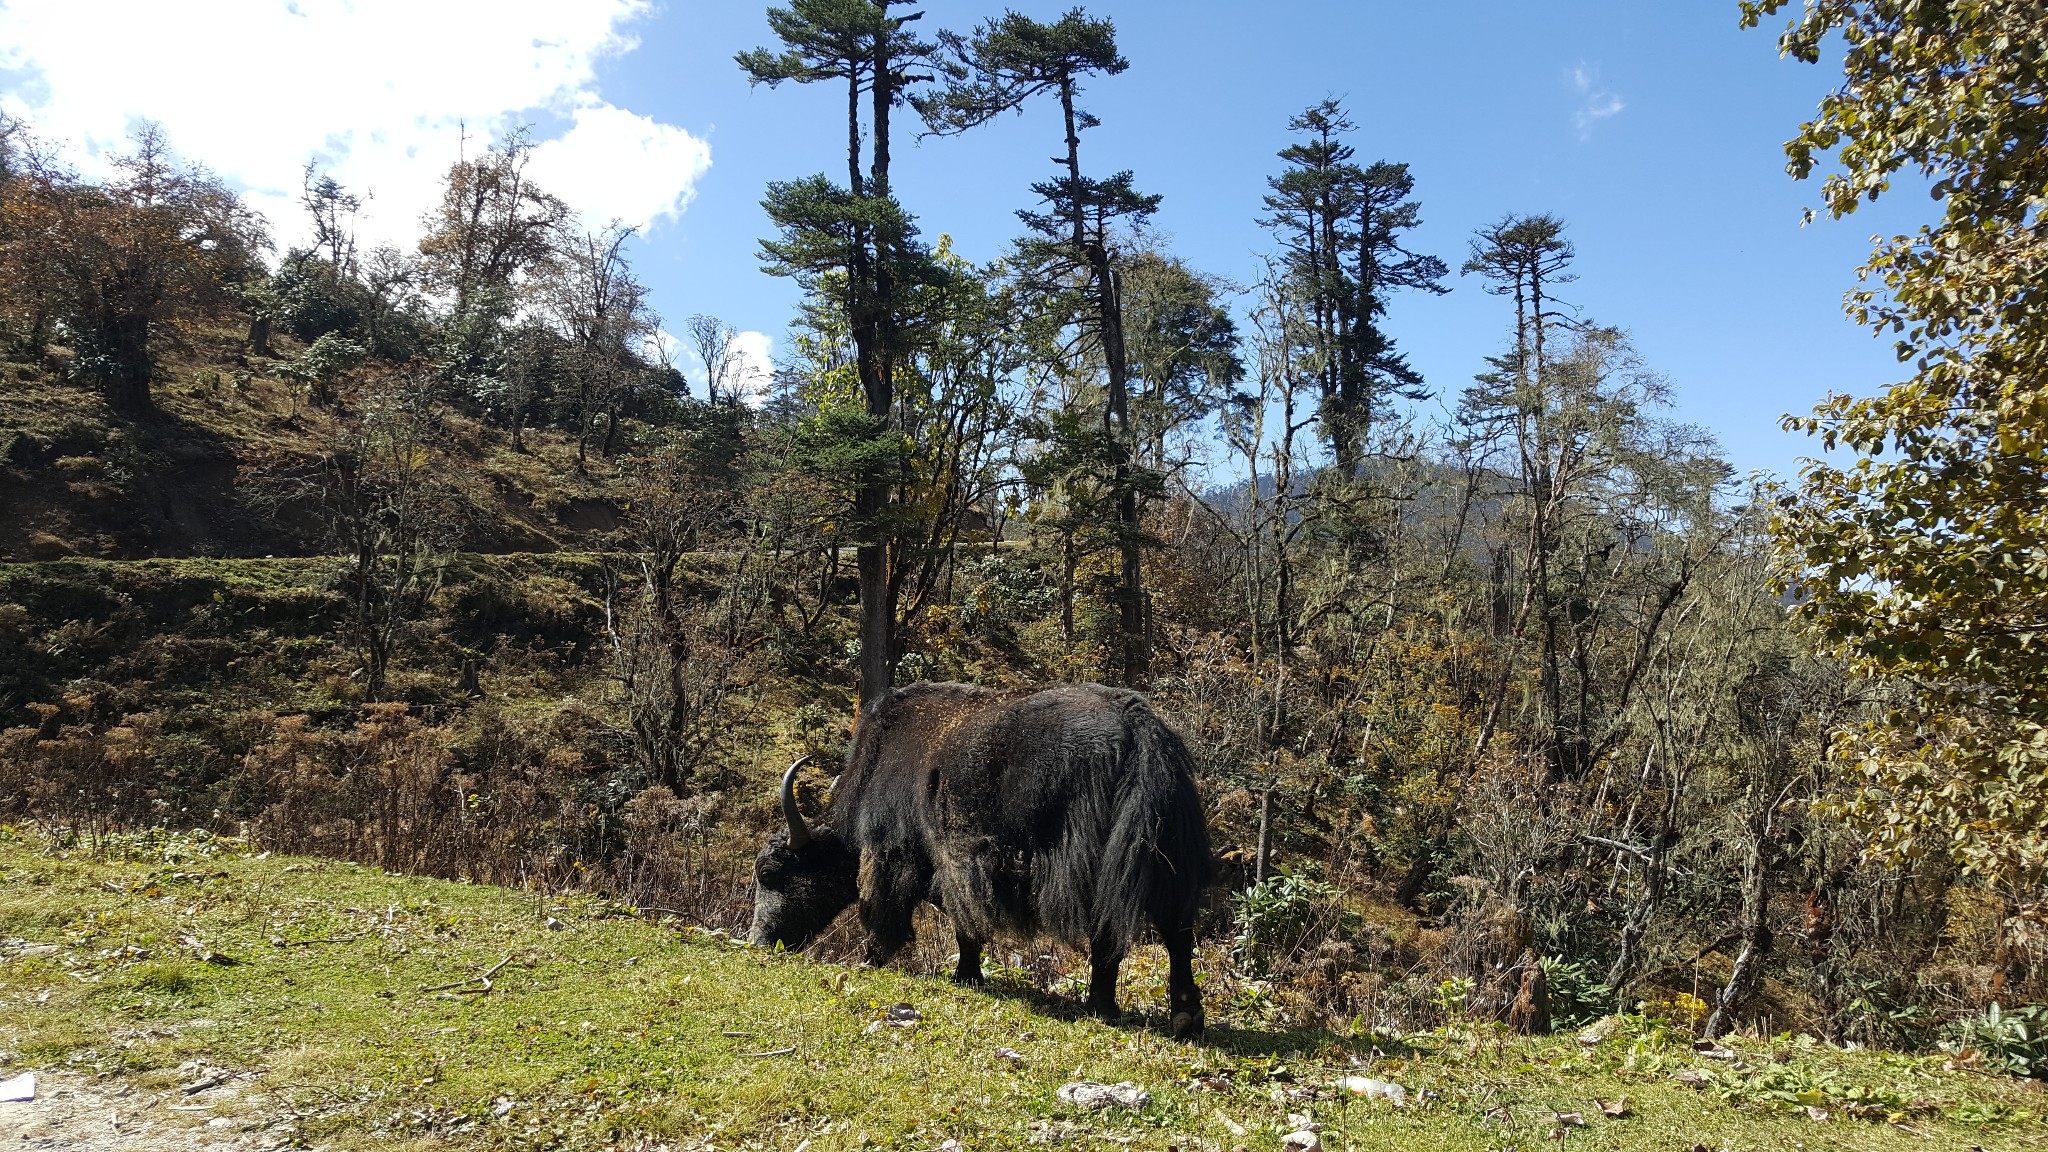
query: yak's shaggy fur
750 681 1214 1035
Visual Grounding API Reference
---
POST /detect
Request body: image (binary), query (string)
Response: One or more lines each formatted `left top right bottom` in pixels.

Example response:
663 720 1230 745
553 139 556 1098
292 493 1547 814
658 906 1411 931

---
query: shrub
130 959 193 995
1230 869 1352 978
1539 954 1613 1027
275 331 366 403
51 454 105 479
1951 1002 2048 1080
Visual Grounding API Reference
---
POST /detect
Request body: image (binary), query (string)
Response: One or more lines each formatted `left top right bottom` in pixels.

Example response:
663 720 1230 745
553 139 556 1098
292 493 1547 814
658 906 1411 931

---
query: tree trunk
1706 791 1776 1038
248 313 271 357
1607 781 1682 994
97 312 154 411
1395 836 1439 908
1060 534 1076 641
1254 785 1274 883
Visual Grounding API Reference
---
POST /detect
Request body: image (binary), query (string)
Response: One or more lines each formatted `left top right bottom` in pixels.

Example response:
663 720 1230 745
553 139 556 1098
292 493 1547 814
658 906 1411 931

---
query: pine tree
921 8 1159 686
1260 100 1444 478
740 0 949 705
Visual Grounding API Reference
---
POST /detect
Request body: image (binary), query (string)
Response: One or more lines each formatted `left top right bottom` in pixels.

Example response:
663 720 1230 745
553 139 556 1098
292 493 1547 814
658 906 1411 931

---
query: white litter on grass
0 1073 35 1103
1340 1076 1405 1105
1279 1130 1321 1152
1055 1081 1149 1110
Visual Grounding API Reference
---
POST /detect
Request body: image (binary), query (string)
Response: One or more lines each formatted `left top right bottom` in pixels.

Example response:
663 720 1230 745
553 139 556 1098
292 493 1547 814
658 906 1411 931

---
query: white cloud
1568 63 1625 140
728 330 774 406
0 0 710 253
529 102 711 231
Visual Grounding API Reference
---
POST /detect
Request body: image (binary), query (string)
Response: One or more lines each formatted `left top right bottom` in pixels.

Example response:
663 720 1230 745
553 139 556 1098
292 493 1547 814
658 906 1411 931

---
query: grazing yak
749 681 1214 1037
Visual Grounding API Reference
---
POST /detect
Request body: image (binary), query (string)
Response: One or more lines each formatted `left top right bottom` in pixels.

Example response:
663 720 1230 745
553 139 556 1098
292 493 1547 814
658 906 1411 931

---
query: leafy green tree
417 130 570 389
1121 249 1242 470
609 417 763 792
768 251 1022 666
923 7 1159 686
1459 214 1581 775
301 165 362 275
547 222 655 469
1 124 267 408
308 378 460 701
1744 0 2048 947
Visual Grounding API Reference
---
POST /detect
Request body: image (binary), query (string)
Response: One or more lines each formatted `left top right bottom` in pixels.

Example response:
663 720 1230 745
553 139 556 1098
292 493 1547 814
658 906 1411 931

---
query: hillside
0 333 639 563
0 831 2041 1152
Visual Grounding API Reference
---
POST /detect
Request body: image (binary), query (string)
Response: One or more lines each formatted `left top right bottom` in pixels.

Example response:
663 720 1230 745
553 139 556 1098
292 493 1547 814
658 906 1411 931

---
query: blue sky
614 1 1920 480
1 0 1924 480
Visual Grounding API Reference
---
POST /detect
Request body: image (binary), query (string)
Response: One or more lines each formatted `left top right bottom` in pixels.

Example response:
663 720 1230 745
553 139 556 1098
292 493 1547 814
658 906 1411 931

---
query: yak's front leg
859 846 930 967
952 928 986 985
1086 930 1125 1021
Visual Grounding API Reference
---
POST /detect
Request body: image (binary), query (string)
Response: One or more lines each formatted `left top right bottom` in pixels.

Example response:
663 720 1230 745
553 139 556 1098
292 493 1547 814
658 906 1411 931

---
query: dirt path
0 1071 292 1152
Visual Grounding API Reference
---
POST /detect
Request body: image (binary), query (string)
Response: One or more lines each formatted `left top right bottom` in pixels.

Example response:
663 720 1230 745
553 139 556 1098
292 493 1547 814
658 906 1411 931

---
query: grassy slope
0 330 638 563
1 832 2040 1152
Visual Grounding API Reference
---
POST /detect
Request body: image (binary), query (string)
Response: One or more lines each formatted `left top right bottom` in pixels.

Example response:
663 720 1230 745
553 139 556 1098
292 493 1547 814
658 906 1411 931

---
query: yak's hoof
952 970 986 987
1086 1002 1122 1023
1170 1010 1205 1039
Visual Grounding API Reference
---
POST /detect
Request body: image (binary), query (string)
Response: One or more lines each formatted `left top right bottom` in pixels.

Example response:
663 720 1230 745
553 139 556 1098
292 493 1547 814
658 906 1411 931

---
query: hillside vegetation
2 830 2041 1152
0 327 643 562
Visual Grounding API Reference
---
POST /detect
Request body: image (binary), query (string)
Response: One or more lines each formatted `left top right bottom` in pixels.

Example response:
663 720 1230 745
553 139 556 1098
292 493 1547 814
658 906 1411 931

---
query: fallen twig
739 1046 796 1058
721 1030 755 1038
635 907 694 920
420 953 514 995
180 1073 231 1096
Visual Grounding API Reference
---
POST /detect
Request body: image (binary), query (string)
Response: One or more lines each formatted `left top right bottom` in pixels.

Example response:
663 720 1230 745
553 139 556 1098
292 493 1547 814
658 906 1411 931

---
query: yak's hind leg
1086 929 1125 1021
952 928 985 986
859 846 930 967
1154 910 1204 1039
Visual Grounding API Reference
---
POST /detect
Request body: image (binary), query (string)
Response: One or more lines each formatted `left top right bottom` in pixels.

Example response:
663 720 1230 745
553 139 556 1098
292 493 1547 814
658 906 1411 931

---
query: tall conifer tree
1260 101 1444 477
739 0 947 706
921 9 1159 686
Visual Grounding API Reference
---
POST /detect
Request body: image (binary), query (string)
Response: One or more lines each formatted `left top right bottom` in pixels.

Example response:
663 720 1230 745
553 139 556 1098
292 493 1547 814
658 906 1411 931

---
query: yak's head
749 755 858 950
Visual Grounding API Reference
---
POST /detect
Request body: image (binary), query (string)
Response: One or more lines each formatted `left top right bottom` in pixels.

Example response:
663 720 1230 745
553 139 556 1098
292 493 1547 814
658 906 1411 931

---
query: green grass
0 828 2041 1151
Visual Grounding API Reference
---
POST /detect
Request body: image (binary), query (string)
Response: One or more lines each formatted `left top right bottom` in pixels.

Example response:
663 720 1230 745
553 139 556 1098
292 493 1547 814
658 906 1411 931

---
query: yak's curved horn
781 754 815 848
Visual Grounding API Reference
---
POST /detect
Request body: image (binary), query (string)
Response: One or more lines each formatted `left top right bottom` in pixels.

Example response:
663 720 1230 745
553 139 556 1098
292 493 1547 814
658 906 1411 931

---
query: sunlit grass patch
0 832 2040 1150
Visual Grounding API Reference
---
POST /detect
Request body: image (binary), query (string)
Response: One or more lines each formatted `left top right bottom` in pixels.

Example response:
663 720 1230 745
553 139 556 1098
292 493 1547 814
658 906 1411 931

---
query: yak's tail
1095 700 1214 948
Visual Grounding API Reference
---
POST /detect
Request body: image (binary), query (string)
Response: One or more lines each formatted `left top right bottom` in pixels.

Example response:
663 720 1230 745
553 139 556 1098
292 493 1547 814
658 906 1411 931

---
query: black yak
749 682 1214 1037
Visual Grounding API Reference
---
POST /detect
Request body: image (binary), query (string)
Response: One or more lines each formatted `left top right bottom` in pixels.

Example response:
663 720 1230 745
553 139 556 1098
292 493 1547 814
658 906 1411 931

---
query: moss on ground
0 829 2040 1151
